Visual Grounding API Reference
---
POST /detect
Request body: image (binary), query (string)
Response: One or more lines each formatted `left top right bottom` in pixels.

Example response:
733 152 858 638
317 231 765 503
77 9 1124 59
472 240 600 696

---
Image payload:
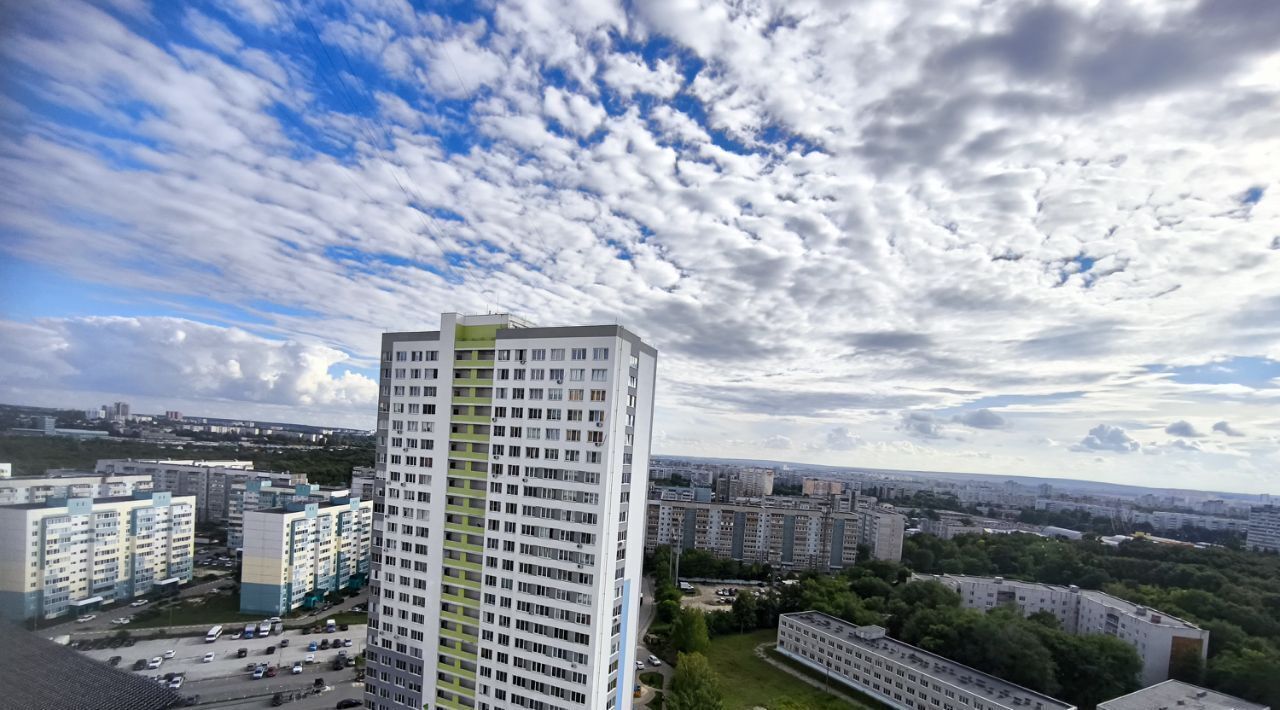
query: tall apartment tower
365 313 657 710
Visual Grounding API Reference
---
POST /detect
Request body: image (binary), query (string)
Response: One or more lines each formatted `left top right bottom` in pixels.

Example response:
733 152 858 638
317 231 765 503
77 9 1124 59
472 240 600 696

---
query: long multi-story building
645 494 905 568
1098 680 1269 710
802 478 844 496
918 574 1209 687
777 611 1076 710
240 498 373 616
227 480 353 550
714 468 774 500
364 313 657 710
96 459 305 524
0 491 195 620
1246 505 1280 553
351 466 378 500
0 469 153 505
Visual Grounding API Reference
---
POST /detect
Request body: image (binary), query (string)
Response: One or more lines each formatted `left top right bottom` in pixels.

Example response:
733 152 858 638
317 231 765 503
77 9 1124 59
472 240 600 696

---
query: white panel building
0 470 153 505
1098 680 1269 710
363 313 657 710
1246 505 1280 553
919 574 1209 687
96 459 305 524
777 611 1076 710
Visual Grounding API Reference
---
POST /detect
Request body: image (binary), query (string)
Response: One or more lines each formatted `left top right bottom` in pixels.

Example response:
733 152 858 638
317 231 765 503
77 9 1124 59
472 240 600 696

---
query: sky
0 0 1278 494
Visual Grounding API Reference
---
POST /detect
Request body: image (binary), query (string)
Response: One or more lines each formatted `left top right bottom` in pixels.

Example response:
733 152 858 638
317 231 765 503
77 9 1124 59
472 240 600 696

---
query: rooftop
1099 680 1269 710
782 611 1075 710
0 627 182 710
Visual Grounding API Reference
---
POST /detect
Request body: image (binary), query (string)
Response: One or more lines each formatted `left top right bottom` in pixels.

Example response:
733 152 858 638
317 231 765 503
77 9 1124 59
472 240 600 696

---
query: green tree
1169 644 1205 684
667 652 723 710
671 607 711 655
732 590 759 632
1207 645 1280 706
656 599 681 624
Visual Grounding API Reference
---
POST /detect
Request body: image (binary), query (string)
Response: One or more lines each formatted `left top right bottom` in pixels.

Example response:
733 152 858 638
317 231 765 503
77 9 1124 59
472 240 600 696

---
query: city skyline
3 1 1280 495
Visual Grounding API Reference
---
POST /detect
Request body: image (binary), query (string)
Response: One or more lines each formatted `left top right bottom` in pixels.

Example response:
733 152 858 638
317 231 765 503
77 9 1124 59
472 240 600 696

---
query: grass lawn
707 630 879 710
129 593 262 628
639 671 665 688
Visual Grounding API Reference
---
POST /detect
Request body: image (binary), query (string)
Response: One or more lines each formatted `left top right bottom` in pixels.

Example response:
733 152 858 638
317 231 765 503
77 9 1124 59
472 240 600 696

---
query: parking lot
77 624 367 686
680 583 763 612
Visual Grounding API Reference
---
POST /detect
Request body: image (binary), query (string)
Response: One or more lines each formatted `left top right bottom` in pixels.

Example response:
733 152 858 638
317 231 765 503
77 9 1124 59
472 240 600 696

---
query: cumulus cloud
762 434 792 450
0 317 377 409
899 412 944 439
1213 421 1245 437
953 409 1007 429
1164 420 1203 437
824 426 861 451
1073 424 1141 453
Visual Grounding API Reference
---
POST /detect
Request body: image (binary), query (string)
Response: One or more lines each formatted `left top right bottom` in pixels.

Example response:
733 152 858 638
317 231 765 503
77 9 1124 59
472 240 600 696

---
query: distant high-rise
364 313 657 710
1247 505 1280 553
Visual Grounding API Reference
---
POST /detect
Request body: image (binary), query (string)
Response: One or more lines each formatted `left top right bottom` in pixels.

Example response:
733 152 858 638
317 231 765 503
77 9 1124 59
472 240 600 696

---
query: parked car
168 676 184 690
292 662 303 675
237 648 248 658
331 659 344 671
301 627 311 635
340 624 349 631
342 638 352 648
107 656 122 667
265 645 276 655
305 654 315 664
268 616 282 623
313 677 325 688
265 665 277 678
252 666 265 680
162 649 176 659
111 617 131 625
271 693 284 707
246 663 258 671
129 600 148 607
202 653 216 663
635 660 645 670
147 657 163 670
230 632 241 640
308 641 318 652
647 655 662 667
133 659 147 671
336 700 362 709
76 615 96 623
319 639 330 650
279 638 289 647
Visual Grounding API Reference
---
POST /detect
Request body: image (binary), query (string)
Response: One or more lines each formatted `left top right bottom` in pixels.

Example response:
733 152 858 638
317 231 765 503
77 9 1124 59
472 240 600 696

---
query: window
530 369 545 381
570 369 585 381
590 390 606 402
548 389 563 401
498 350 511 360
571 348 587 360
568 389 584 401
531 349 546 361
550 349 565 361
593 348 609 360
591 369 607 382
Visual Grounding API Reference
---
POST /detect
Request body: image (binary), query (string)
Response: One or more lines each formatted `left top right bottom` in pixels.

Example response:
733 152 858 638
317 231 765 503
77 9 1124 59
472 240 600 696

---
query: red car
265 665 278 678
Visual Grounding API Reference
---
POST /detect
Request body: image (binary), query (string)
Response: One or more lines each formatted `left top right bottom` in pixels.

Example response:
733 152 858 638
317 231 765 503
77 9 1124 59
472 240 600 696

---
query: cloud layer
1 0 1278 491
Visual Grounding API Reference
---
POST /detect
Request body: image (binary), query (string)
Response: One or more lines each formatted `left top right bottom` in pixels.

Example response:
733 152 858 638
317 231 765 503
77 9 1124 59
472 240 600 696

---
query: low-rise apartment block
802 478 844 496
1098 680 1269 710
0 469 153 505
240 498 373 616
96 459 305 524
1247 505 1280 553
646 494 905 568
919 574 1209 687
0 492 196 620
777 611 1076 710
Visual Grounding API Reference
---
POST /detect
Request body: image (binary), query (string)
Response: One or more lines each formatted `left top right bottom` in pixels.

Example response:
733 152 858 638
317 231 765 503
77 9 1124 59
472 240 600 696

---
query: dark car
237 648 248 658
301 627 311 634
279 638 289 647
339 624 349 631
314 677 325 688
108 655 122 667
133 659 148 671
265 645 276 655
336 700 362 709
331 659 344 671
271 693 284 707
319 639 330 650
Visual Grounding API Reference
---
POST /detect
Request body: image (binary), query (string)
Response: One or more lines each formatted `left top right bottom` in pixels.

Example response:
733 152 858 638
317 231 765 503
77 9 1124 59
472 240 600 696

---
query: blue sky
1 0 1279 493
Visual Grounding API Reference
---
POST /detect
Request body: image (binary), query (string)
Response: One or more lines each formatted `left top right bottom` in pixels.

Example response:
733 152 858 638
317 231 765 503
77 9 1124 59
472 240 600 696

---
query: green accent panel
436 676 474 697
439 626 478 643
443 539 483 555
438 662 477 681
451 377 494 387
443 573 480 590
449 449 487 461
448 432 490 443
446 486 484 498
451 414 489 424
445 557 482 572
454 360 495 369
447 467 486 480
444 521 484 536
441 590 479 607
451 396 491 406
436 643 475 664
435 695 470 710
439 609 480 627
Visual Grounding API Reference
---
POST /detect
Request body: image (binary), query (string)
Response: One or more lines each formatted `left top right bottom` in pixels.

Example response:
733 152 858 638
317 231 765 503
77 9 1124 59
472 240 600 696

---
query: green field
129 593 263 628
707 630 879 710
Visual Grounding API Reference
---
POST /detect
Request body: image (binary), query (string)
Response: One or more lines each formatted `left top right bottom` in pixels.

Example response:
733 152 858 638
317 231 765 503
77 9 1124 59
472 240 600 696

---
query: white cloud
1073 424 1141 454
1213 420 1245 437
762 434 792 450
1165 420 1203 437
0 0 1278 491
824 426 861 451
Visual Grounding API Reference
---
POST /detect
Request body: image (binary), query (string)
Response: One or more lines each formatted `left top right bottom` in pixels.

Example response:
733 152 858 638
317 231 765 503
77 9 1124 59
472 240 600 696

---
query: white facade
227 480 352 550
920 574 1210 687
0 492 195 620
1246 505 1280 553
364 314 657 710
240 498 373 616
0 471 153 505
777 612 1075 710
